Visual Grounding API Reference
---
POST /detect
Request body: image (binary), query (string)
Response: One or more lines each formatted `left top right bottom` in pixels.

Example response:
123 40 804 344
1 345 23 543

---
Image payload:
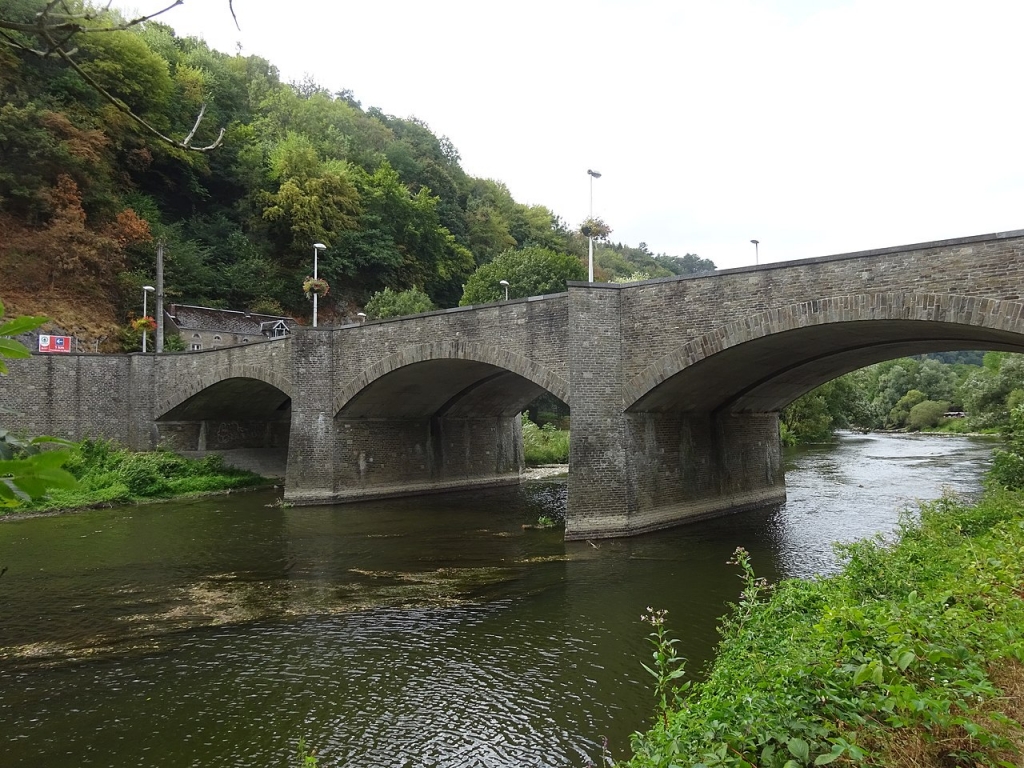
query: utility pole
156 240 165 353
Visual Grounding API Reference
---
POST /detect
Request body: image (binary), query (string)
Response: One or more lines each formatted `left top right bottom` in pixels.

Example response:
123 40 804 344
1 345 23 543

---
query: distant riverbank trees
781 351 1024 444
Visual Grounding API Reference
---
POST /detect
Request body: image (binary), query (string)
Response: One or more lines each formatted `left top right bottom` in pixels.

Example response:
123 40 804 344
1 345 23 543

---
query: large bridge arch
156 365 293 419
287 335 569 506
332 341 569 417
154 363 294 478
625 293 1024 414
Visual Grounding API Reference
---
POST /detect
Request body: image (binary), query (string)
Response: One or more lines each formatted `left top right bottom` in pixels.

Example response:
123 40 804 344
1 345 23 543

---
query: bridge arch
333 340 569 418
156 364 294 421
625 292 1024 414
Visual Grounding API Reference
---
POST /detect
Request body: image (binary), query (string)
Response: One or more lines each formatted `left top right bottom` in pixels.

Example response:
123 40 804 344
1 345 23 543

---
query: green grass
17 438 267 512
522 416 569 465
627 490 1024 768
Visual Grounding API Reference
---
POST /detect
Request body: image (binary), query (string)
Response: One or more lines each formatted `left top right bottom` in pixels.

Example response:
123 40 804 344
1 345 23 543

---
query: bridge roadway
5 229 1024 539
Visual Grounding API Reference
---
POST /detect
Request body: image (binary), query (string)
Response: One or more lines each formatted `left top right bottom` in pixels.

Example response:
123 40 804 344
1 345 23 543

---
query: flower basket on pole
130 316 157 333
302 277 330 300
580 216 612 239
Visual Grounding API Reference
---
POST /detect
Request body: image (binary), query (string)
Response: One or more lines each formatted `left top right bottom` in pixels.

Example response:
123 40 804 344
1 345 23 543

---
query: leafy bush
364 287 435 319
888 388 927 428
989 404 1024 490
627 492 1024 768
521 415 569 465
22 439 265 511
907 399 949 431
460 246 586 306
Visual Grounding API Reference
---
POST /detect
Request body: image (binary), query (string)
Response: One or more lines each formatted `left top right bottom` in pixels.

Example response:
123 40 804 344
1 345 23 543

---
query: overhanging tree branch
0 0 232 152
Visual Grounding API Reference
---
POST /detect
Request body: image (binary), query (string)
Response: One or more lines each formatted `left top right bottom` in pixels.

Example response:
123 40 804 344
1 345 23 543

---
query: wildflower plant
640 607 689 727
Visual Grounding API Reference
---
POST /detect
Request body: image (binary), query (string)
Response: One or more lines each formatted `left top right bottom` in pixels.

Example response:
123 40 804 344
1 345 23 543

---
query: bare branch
1 0 226 153
56 44 224 151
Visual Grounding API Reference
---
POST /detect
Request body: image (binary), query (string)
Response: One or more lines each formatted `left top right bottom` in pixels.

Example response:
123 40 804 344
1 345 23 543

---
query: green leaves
364 287 434 320
0 313 47 338
0 338 31 373
786 737 809 762
0 299 44 374
0 450 77 507
627 491 1024 768
459 246 586 306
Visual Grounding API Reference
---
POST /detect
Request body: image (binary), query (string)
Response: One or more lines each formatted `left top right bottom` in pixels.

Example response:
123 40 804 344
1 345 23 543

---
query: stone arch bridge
5 229 1024 539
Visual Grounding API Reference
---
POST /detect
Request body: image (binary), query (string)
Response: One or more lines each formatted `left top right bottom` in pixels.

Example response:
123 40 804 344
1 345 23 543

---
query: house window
213 334 222 348
242 338 249 344
191 333 201 351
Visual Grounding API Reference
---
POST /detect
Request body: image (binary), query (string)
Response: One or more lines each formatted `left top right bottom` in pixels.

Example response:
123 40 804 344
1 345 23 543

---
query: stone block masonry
6 229 1024 538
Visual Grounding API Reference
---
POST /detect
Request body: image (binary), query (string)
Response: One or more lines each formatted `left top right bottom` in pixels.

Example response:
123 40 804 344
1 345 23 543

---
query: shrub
521 416 569 465
888 388 927 428
364 287 434 320
627 492 1024 768
907 399 949 430
23 439 265 510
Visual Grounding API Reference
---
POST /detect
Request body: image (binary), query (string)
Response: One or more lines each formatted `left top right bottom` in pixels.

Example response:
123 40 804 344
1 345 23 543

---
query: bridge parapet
326 294 570 391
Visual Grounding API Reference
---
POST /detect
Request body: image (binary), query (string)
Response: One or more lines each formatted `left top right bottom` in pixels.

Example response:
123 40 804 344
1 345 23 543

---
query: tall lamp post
141 285 155 353
312 243 326 327
499 279 509 301
587 169 602 282
750 239 760 265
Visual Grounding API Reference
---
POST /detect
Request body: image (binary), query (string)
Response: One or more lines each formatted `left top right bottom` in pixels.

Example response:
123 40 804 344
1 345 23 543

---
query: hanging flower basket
302 277 330 300
131 316 157 333
580 216 612 239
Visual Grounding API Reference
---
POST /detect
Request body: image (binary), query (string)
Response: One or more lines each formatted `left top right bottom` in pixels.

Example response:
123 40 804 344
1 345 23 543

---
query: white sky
117 0 1024 270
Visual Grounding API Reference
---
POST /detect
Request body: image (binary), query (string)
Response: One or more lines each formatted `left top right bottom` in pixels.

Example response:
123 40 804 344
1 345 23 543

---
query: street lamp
587 169 602 282
141 285 155 353
312 243 326 327
357 312 366 324
499 279 510 301
750 239 760 265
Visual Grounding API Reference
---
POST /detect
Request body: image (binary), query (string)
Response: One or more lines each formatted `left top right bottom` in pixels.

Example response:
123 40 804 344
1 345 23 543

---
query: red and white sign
38 335 72 353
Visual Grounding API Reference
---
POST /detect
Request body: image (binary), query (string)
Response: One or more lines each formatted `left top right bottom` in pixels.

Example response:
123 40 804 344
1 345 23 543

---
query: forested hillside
0 1 710 348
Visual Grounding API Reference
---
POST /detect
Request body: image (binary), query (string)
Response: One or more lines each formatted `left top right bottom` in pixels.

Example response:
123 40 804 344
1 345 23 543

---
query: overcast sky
118 0 1024 270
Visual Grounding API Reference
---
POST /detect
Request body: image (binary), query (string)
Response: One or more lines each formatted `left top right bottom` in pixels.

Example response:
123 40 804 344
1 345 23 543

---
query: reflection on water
0 434 995 767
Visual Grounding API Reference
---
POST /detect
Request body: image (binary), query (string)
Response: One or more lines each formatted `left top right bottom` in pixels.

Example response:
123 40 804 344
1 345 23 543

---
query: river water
0 433 995 767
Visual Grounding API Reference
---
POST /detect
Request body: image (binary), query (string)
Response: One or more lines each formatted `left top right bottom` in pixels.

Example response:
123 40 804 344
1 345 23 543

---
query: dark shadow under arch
334 341 569 419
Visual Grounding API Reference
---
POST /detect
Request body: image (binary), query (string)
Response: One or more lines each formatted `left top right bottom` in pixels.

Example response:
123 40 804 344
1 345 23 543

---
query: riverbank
626 487 1024 767
521 464 568 481
1 439 268 518
2 458 566 521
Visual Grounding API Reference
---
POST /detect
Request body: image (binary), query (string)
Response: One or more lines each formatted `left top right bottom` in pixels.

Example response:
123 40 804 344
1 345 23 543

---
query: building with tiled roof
165 304 298 351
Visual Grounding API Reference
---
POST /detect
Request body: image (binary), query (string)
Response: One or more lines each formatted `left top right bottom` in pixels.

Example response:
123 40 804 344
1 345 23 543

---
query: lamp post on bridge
750 239 760 265
499 280 509 301
141 285 155 353
587 169 601 282
312 243 326 327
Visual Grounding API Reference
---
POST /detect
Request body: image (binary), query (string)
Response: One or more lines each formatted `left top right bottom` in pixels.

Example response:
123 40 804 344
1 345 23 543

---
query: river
0 432 995 767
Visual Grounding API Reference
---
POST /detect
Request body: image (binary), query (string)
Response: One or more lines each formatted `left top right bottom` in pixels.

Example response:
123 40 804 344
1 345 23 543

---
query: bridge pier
285 415 523 504
567 410 785 539
564 283 784 539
